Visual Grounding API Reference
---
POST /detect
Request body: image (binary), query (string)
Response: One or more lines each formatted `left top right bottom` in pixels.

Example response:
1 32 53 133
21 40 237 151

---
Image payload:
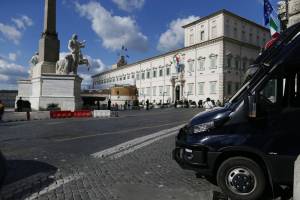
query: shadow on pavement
1 159 57 200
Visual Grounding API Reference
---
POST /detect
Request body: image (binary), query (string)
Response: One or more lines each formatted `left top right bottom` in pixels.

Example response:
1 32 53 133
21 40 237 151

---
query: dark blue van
173 22 300 200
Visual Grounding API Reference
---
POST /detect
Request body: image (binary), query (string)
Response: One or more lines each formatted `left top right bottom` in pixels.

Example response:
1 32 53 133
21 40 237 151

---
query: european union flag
264 0 273 25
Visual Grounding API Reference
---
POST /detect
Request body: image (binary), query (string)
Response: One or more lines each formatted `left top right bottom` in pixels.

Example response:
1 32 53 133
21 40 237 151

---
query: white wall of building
92 10 270 104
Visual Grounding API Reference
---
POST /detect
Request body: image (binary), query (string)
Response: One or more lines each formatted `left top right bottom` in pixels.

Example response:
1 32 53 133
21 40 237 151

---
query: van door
255 67 300 184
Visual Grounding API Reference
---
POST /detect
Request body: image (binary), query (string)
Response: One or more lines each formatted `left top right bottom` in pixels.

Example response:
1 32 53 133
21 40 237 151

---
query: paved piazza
0 109 288 200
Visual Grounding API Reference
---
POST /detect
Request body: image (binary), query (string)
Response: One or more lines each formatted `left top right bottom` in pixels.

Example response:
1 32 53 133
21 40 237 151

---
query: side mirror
248 95 257 118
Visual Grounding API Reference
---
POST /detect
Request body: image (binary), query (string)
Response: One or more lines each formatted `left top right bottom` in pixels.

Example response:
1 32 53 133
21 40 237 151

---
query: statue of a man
56 34 89 75
68 34 86 70
29 52 39 77
29 52 39 66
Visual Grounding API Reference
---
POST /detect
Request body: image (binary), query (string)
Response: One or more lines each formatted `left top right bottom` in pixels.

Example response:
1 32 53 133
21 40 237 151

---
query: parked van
173 22 300 200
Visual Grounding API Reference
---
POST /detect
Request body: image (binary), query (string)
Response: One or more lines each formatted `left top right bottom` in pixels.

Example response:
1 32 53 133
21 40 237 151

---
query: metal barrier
93 110 111 118
50 111 73 119
73 110 92 118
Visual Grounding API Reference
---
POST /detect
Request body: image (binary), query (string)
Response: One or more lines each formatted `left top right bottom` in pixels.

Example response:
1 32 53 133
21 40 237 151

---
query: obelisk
17 0 82 111
32 0 60 77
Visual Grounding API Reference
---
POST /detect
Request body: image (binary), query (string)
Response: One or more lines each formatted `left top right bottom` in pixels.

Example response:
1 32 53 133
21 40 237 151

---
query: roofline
92 36 261 78
182 9 269 32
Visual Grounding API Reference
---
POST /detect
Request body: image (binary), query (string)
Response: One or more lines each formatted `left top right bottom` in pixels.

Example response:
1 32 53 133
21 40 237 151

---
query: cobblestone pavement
1 134 219 200
0 109 292 200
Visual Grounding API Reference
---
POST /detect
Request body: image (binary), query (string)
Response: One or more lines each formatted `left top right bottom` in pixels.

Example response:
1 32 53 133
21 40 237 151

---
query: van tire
216 157 266 200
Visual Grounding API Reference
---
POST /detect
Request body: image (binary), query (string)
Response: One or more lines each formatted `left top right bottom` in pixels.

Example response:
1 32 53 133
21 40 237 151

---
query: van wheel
216 157 266 200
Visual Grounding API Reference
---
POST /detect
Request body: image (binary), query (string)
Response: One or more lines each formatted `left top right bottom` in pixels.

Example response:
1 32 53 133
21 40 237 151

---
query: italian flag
269 16 280 36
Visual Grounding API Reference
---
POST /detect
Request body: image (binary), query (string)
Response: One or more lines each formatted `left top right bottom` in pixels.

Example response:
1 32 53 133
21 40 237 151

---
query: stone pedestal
17 74 83 111
31 61 56 78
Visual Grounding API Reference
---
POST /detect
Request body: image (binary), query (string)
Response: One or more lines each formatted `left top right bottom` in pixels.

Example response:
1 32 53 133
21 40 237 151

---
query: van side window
283 71 300 108
258 70 299 108
259 79 278 104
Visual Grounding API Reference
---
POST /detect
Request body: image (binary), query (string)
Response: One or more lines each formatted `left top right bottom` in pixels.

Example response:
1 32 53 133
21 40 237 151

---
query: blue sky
0 0 278 89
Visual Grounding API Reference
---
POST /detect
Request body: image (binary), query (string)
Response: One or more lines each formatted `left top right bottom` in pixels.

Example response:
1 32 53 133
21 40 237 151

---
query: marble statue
56 34 89 75
29 52 39 77
29 52 39 66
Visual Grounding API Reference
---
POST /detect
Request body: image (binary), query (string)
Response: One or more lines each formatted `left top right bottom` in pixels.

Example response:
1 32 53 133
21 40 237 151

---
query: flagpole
285 0 289 22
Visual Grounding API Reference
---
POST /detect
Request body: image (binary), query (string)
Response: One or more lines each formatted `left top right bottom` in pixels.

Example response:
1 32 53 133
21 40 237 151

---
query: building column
180 81 185 101
171 78 175 103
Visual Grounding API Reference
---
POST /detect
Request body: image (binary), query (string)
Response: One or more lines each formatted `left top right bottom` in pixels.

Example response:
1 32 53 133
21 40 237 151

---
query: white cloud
0 57 28 89
0 23 22 44
157 16 199 52
12 15 33 30
8 53 17 61
75 1 148 52
0 15 33 45
112 0 145 12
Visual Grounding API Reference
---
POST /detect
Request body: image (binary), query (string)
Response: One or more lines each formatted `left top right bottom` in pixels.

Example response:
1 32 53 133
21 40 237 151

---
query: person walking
203 98 214 111
216 100 222 107
0 100 4 121
146 99 150 110
108 99 111 110
16 97 23 112
198 100 203 108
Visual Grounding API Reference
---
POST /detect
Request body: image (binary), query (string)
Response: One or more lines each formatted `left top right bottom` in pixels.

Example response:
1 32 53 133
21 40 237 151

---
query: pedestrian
203 97 214 111
16 97 23 112
174 100 177 108
125 101 128 110
0 100 4 121
198 100 203 108
216 100 222 107
108 99 111 110
211 100 216 107
146 99 149 110
97 101 100 110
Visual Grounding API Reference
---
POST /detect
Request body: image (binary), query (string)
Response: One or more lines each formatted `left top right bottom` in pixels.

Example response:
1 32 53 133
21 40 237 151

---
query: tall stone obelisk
17 0 83 111
32 0 60 77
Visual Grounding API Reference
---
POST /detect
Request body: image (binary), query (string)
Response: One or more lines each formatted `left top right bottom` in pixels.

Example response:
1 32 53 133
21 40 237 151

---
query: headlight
192 121 215 134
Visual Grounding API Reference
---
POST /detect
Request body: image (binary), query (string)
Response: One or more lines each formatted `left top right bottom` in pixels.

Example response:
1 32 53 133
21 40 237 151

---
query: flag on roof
264 0 281 36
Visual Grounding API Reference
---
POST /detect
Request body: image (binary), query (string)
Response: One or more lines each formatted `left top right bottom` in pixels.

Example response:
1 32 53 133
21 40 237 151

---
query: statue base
17 74 83 111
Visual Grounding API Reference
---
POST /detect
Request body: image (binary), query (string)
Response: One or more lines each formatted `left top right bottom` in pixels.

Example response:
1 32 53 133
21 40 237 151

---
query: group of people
199 98 222 110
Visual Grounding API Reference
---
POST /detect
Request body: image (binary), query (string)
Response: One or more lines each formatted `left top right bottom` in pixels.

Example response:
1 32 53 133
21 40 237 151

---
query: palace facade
92 10 270 104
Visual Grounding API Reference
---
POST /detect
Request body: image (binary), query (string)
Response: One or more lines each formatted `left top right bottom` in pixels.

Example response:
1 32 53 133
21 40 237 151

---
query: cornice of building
93 36 261 78
182 9 269 32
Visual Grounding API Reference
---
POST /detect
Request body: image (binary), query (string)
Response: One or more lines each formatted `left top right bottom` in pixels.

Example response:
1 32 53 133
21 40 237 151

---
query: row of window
139 86 171 97
138 81 218 97
188 20 218 46
226 56 254 71
95 56 220 85
187 55 218 72
227 81 241 95
96 67 172 85
225 25 267 46
188 81 217 95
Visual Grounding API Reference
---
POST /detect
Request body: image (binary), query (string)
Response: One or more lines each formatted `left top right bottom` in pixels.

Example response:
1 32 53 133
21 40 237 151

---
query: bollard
26 111 30 120
294 155 300 200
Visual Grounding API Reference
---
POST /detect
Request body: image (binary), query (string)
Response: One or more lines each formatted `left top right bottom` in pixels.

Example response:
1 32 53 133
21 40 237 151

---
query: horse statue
56 34 90 75
56 54 89 75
